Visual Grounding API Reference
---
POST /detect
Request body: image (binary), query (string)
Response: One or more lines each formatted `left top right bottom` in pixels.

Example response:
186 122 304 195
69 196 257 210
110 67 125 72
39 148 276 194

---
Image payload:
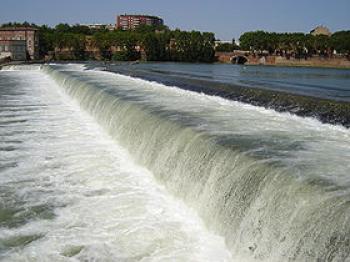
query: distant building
310 26 332 37
81 24 115 31
0 40 26 60
214 40 232 47
116 14 164 30
105 24 116 31
0 27 39 60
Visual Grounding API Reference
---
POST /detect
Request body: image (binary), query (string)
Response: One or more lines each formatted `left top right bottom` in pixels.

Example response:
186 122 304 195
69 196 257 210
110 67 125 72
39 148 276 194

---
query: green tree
143 33 160 61
331 31 350 54
200 32 215 62
93 32 113 59
55 23 71 33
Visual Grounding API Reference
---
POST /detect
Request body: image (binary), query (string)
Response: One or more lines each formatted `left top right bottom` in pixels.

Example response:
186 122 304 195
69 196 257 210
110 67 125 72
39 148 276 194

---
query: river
108 62 350 127
107 62 350 102
0 63 349 261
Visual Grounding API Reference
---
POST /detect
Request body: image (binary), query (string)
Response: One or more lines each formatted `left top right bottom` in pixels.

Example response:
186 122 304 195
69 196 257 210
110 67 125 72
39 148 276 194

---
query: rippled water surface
109 62 350 102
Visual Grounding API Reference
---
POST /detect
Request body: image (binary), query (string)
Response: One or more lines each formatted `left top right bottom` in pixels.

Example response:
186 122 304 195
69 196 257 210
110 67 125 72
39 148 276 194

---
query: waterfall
41 65 350 261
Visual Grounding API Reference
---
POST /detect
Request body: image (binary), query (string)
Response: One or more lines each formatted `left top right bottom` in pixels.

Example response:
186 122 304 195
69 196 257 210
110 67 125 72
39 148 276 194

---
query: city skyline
0 0 349 40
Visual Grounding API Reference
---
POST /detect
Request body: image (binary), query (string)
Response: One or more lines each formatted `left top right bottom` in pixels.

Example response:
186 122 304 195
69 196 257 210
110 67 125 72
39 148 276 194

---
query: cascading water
1 63 349 261
0 65 232 261
44 64 350 261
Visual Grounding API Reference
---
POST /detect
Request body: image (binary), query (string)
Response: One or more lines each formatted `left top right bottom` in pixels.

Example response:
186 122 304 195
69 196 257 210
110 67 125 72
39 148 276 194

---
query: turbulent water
0 65 231 261
1 63 350 261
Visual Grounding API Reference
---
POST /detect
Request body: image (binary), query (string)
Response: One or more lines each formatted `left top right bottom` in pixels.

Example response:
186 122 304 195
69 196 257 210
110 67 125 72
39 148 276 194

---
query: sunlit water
110 62 350 102
0 68 232 261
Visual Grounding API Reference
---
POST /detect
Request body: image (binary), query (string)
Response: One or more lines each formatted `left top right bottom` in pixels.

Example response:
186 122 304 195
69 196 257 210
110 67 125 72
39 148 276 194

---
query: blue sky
1 0 349 40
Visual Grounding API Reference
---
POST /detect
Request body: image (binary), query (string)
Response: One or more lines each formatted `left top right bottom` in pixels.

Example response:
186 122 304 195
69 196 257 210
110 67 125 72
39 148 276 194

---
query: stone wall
272 56 350 68
215 52 350 68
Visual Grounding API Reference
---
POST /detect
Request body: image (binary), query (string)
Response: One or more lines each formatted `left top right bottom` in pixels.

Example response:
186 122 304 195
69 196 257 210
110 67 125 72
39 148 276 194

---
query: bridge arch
230 55 248 65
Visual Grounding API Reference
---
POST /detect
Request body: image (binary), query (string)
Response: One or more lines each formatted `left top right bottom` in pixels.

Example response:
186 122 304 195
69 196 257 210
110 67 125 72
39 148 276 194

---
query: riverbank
216 52 350 69
253 55 350 69
2 57 350 70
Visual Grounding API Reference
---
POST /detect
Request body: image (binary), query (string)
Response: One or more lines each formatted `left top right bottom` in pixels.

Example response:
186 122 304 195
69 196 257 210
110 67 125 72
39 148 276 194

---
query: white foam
0 70 232 261
60 67 350 187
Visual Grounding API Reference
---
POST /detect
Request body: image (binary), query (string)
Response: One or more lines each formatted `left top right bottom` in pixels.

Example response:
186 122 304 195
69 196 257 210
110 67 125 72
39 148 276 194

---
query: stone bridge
215 52 350 68
215 51 251 64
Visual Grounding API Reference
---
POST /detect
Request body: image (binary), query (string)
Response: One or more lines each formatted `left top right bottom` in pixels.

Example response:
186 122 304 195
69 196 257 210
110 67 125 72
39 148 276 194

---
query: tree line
238 30 350 57
91 27 216 62
1 22 216 62
1 22 350 61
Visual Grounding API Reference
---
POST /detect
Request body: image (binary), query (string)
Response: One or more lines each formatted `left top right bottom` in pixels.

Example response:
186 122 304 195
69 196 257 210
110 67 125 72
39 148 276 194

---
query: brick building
0 27 39 60
116 15 163 30
0 40 26 61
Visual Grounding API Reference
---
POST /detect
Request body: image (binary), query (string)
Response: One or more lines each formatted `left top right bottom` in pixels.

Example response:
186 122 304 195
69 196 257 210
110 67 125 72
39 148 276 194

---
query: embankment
216 52 350 69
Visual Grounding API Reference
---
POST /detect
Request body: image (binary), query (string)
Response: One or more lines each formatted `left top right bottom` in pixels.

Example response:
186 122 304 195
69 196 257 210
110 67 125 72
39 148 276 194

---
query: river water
108 62 350 102
0 63 349 261
0 66 231 261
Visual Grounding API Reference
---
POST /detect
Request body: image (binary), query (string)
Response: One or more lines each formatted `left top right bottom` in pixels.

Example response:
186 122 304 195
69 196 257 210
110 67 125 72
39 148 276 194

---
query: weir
3 64 349 261
43 65 350 261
